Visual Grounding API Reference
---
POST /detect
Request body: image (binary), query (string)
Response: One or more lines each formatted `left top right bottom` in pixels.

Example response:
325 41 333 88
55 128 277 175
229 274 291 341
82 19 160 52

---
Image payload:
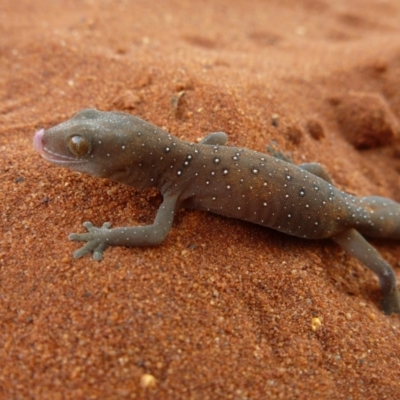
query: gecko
33 108 400 314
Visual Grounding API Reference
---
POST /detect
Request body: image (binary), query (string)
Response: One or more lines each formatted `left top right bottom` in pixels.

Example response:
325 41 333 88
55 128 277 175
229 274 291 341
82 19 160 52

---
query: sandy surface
2 0 400 398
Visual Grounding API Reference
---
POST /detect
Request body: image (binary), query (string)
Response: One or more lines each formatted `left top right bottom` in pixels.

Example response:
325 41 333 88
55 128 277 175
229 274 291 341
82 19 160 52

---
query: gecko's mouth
33 129 87 165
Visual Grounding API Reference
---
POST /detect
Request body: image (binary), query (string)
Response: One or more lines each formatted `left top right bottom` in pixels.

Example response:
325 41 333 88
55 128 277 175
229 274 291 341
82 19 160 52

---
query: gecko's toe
381 289 400 314
93 251 103 261
68 233 80 241
93 242 108 261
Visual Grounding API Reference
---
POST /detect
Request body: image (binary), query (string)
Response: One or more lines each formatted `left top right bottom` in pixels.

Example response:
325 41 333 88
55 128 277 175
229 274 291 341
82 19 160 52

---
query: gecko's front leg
69 194 179 260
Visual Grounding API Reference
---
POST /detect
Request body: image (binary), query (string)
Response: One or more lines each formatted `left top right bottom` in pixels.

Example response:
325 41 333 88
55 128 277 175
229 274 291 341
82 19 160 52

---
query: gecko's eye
68 135 90 157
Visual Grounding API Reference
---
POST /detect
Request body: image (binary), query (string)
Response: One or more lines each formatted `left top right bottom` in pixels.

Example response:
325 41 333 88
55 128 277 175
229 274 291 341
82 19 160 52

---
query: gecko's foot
381 288 400 315
68 221 112 261
266 142 293 163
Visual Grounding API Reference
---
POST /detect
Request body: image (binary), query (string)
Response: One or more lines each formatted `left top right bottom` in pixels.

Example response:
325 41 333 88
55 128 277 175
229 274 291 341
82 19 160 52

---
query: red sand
1 0 400 398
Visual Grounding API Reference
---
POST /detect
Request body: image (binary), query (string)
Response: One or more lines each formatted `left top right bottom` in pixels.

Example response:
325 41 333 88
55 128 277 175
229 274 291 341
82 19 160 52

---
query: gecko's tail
356 196 400 239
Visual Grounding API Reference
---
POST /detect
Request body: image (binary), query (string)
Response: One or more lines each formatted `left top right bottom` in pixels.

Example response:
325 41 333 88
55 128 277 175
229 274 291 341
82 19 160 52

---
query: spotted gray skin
33 109 400 314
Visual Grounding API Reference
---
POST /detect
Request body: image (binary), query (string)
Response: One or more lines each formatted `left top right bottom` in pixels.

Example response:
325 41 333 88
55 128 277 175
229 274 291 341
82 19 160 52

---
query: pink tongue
33 129 44 153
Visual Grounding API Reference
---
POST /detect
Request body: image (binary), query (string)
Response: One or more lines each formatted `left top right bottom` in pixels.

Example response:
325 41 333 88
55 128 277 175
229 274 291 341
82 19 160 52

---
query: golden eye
68 135 90 156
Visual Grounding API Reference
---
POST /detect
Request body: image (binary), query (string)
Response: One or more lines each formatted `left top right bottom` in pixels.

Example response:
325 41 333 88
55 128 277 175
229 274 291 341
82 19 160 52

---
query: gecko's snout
33 129 45 153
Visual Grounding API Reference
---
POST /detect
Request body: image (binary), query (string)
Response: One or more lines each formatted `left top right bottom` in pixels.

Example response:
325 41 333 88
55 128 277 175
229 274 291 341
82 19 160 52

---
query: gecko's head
34 108 156 184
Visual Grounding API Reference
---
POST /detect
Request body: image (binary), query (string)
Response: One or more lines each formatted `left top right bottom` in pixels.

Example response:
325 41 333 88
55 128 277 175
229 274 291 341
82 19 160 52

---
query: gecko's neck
114 128 192 193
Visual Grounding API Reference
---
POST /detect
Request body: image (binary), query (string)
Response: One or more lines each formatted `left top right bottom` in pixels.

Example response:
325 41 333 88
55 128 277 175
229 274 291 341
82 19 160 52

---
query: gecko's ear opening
68 135 91 157
108 166 133 183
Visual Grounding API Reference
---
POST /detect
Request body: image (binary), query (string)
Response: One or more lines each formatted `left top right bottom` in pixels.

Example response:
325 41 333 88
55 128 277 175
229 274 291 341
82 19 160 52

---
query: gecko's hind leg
298 163 333 184
267 142 333 183
332 228 400 314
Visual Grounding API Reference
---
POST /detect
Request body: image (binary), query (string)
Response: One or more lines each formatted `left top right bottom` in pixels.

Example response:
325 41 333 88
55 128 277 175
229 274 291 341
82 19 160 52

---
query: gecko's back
173 143 347 239
175 143 400 241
